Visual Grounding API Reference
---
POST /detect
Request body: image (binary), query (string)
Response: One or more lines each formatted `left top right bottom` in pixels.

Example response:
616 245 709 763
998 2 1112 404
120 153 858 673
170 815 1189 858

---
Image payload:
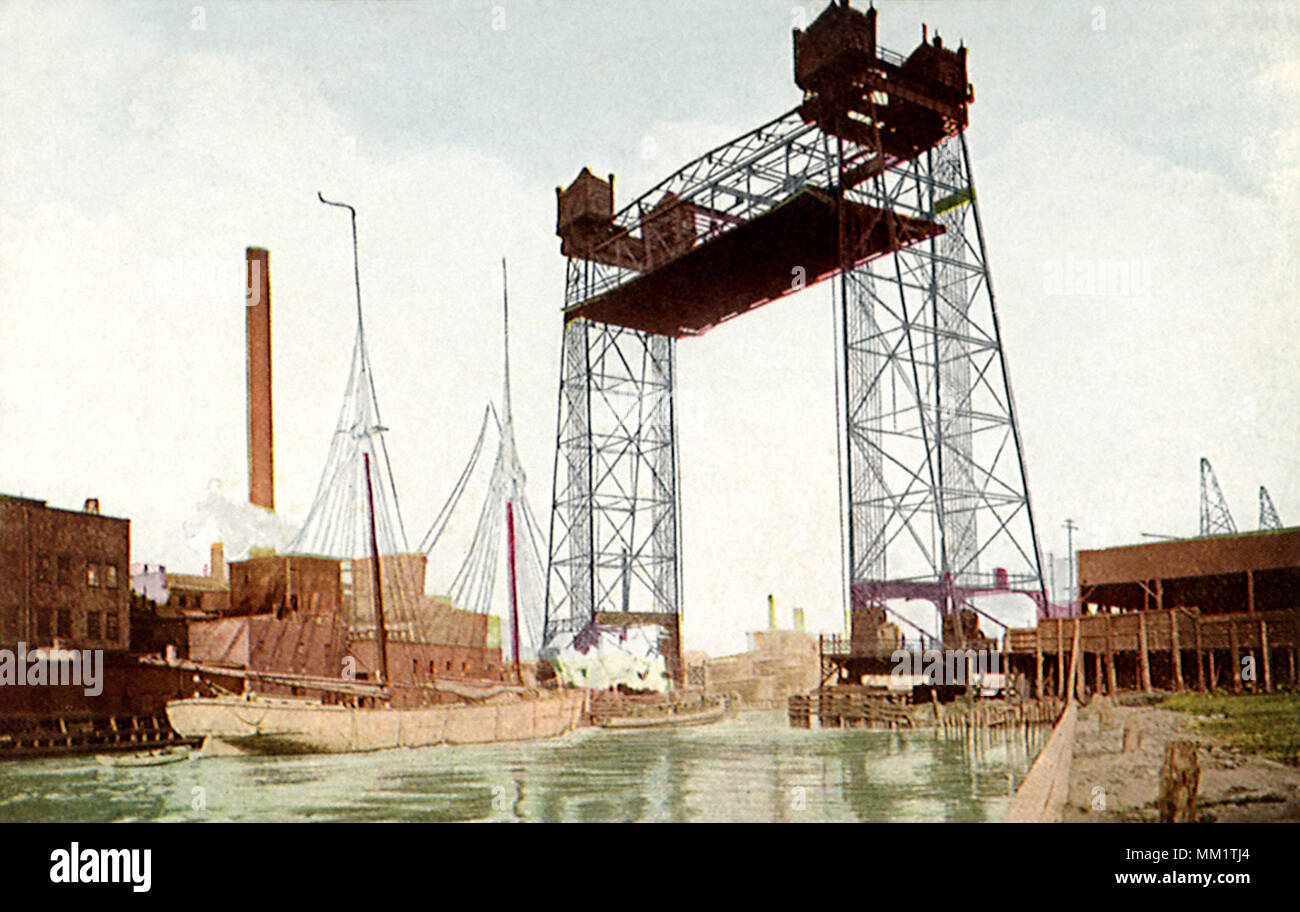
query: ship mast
502 259 523 686
363 451 390 688
314 192 393 687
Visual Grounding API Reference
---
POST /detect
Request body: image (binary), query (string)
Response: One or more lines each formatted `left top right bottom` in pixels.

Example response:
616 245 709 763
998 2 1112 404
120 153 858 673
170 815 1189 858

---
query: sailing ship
164 454 588 755
165 197 587 755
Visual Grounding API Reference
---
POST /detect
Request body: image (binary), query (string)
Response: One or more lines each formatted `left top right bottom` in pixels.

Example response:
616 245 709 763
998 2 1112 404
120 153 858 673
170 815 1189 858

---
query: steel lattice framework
545 109 833 655
544 33 1046 671
843 133 1044 603
1258 486 1282 531
545 320 680 640
1199 457 1238 537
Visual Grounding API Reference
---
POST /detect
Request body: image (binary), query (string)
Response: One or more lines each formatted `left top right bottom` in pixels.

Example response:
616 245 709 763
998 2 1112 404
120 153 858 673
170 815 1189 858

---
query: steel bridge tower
543 2 1045 683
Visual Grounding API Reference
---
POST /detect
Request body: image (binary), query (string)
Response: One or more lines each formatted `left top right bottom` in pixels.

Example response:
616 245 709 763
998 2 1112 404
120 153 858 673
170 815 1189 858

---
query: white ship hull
166 689 589 756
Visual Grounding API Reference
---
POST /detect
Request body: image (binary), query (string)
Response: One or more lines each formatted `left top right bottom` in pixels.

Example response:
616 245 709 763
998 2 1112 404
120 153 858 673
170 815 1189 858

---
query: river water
0 711 1048 823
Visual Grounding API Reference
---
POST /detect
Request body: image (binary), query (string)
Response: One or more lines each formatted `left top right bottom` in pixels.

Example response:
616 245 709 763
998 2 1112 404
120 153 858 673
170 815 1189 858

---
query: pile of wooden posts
937 698 1062 736
788 688 913 729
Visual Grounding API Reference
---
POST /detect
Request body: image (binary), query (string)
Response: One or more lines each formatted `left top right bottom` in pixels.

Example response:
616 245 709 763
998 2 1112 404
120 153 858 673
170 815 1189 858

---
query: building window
86 611 102 640
54 609 71 638
105 565 117 588
37 609 52 640
105 610 119 641
36 554 51 584
86 563 99 587
57 554 71 586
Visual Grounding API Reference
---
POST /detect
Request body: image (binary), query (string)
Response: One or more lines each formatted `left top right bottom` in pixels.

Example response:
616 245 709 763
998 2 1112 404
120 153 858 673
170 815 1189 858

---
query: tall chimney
246 247 274 511
210 542 227 584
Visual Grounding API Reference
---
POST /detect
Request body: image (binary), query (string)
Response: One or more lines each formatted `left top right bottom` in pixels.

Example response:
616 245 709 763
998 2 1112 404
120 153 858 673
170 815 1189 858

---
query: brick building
228 553 341 617
164 543 232 616
0 494 130 651
187 553 348 677
186 550 507 693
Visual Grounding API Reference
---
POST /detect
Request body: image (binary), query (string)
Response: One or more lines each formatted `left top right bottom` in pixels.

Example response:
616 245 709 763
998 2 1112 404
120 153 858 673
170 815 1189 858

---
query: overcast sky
2 0 1296 656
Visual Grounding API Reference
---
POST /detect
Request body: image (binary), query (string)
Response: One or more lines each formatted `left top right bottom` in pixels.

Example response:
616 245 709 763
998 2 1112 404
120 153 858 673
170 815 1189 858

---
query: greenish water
0 712 1047 822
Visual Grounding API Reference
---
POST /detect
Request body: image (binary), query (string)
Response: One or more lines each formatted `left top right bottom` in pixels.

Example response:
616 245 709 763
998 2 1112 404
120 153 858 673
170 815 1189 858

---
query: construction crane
1259 486 1283 531
1199 458 1237 537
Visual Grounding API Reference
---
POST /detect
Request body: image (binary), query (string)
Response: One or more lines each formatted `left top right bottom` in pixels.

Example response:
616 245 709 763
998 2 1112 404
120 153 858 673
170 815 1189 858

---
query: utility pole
1046 551 1057 605
1063 519 1078 608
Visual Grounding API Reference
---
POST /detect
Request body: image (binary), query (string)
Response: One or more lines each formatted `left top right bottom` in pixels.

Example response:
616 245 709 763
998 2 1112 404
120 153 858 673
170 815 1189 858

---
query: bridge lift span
543 1 1046 688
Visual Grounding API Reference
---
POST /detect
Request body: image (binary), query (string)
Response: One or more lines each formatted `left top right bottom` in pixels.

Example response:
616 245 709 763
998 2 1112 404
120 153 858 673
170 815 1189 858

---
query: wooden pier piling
1002 607 1298 695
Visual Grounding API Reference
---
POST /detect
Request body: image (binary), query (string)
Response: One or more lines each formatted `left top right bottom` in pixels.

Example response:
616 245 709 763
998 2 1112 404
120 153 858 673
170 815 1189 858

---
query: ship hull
592 695 729 730
166 689 589 756
595 703 727 730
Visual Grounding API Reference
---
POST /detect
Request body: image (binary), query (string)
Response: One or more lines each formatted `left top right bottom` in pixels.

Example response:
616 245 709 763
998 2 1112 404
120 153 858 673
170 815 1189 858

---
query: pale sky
2 0 1297 657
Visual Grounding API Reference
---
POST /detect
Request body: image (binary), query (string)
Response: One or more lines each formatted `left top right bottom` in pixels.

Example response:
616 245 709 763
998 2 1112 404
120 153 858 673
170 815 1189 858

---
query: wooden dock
0 713 195 759
1005 608 1300 696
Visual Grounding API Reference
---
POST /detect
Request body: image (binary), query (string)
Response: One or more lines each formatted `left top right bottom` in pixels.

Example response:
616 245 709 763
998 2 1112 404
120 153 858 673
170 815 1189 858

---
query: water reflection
0 711 1048 823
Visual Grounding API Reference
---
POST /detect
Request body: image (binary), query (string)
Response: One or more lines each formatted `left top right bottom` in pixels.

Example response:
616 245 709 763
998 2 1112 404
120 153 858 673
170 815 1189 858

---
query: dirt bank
1063 696 1300 822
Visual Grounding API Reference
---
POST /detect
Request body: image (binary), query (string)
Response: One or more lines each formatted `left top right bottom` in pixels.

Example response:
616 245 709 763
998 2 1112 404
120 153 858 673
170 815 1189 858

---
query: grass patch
1159 692 1300 765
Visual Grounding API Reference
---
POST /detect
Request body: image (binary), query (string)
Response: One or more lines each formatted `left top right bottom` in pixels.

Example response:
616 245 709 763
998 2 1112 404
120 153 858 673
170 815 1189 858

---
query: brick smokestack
246 247 274 511
210 542 227 583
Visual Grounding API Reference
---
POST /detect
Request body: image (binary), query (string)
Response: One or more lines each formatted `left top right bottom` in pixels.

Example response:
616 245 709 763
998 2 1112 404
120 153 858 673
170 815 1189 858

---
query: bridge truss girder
544 106 1045 669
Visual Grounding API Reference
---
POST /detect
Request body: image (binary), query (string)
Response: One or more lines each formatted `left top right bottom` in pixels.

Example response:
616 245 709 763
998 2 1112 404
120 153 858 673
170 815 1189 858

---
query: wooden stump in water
1158 740 1200 823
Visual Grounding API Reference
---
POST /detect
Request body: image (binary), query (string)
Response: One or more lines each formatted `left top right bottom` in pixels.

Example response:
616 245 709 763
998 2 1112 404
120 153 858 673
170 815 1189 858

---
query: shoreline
1062 696 1300 822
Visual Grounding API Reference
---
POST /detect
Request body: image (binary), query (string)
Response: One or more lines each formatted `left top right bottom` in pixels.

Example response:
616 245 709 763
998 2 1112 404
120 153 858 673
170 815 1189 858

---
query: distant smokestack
211 542 227 584
768 594 776 631
246 247 274 511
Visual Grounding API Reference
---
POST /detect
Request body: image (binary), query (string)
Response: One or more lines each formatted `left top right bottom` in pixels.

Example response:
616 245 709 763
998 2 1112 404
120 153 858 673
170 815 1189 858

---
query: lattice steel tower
544 2 1045 681
1199 458 1237 537
1258 485 1281 531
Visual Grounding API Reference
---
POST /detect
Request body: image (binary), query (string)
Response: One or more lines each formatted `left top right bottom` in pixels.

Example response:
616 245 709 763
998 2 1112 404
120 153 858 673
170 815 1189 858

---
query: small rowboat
594 695 729 730
94 746 191 768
